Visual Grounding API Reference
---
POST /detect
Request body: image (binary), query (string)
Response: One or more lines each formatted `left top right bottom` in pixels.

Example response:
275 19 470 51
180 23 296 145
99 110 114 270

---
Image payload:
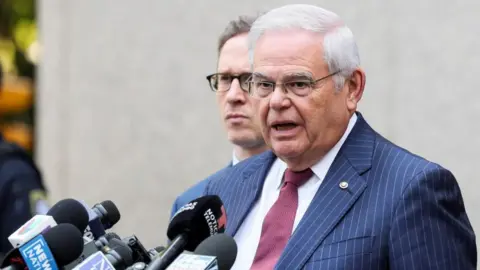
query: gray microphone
194 234 237 270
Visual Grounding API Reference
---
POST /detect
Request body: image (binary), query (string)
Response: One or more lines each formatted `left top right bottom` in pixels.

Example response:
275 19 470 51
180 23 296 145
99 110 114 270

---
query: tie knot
284 168 313 187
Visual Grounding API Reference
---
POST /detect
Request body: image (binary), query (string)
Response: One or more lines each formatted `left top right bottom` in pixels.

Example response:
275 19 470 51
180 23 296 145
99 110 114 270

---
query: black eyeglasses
206 73 252 92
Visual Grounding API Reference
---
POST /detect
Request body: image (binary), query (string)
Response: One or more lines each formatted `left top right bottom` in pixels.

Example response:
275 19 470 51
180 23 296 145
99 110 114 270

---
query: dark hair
217 14 262 54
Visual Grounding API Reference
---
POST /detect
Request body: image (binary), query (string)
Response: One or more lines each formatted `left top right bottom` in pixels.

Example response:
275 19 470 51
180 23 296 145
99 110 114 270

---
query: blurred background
0 0 36 154
1 0 479 249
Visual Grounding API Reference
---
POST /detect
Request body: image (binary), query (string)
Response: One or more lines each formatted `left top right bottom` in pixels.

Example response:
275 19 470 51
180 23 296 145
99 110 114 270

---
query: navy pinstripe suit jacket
202 113 476 269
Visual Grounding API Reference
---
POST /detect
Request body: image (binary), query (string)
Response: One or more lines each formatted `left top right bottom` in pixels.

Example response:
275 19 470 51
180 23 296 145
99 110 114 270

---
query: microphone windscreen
42 223 84 266
167 195 226 251
104 232 121 241
99 200 121 225
194 234 237 270
47 198 89 232
108 238 134 266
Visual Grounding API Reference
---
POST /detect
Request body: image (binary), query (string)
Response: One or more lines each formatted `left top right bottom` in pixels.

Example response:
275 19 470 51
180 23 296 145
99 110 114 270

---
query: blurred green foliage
0 0 36 153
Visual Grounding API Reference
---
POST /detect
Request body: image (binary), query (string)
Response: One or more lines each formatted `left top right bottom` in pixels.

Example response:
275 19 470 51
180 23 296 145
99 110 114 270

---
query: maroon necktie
250 168 313 270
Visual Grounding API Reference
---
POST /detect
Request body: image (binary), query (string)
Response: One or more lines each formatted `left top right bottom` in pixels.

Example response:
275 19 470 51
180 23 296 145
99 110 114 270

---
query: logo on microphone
173 201 198 219
204 206 226 236
18 216 42 235
72 251 114 270
19 235 59 270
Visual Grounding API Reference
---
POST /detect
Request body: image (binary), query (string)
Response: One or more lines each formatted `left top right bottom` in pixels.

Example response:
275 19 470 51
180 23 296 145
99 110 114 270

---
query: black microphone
66 238 134 270
145 195 227 270
95 232 122 248
194 234 237 270
92 200 121 230
63 232 124 270
122 234 152 264
101 238 134 270
47 198 90 232
1 223 84 270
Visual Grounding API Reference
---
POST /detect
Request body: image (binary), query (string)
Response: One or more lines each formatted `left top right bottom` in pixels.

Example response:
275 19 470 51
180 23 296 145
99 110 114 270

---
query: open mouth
272 123 298 131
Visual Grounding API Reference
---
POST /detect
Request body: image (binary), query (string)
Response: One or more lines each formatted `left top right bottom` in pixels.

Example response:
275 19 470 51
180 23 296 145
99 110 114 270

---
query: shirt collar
232 150 240 166
276 113 358 189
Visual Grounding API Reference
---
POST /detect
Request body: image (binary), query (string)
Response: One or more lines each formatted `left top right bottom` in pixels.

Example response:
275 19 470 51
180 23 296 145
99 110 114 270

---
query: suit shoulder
205 151 274 191
372 133 450 185
172 179 210 213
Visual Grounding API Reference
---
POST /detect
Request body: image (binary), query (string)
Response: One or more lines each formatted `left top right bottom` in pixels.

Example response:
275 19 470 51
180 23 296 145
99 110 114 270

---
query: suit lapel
224 151 276 236
276 113 376 269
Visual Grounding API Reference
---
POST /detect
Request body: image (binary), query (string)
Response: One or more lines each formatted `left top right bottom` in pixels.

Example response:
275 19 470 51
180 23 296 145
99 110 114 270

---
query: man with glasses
201 4 476 269
170 14 268 218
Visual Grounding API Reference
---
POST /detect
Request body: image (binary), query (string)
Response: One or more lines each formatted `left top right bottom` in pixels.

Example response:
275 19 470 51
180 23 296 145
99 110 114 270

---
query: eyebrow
282 72 314 81
251 71 314 81
251 72 272 81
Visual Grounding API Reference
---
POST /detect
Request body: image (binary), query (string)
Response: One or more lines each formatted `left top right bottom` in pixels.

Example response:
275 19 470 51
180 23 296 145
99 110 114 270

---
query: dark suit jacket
202 112 477 269
170 164 231 219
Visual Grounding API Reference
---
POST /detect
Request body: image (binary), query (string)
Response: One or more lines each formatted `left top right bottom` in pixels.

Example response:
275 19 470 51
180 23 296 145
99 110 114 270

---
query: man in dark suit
170 14 268 217
202 4 476 269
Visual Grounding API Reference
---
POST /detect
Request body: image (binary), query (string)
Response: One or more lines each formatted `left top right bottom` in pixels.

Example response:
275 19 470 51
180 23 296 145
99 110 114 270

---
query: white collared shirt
232 151 240 166
231 114 358 270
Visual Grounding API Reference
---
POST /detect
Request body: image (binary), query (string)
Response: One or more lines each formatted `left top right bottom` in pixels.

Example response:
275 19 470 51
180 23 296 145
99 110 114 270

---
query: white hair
248 4 360 90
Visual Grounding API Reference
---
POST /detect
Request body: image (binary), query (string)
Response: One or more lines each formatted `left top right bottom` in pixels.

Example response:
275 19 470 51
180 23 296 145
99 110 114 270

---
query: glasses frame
206 72 252 93
248 70 342 98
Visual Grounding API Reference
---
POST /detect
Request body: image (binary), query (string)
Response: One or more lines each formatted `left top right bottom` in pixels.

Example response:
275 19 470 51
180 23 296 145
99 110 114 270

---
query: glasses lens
208 74 219 91
239 73 252 91
216 74 233 92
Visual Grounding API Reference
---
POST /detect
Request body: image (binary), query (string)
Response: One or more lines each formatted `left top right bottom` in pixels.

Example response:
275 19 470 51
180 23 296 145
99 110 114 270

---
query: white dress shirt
232 151 240 166
231 114 358 270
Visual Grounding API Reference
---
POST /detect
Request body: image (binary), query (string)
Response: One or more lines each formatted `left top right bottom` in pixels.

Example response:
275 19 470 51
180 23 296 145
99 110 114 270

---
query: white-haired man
202 4 476 269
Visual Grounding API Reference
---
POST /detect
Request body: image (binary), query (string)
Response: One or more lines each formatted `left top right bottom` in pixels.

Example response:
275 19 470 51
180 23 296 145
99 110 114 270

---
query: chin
229 132 261 148
271 141 305 159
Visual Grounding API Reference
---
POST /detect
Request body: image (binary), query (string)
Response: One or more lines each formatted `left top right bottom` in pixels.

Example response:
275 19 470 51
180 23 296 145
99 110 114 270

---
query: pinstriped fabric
203 112 476 269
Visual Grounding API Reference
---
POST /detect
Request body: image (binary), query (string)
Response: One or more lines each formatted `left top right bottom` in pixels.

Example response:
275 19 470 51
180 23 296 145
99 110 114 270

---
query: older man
170 15 268 217
203 4 476 269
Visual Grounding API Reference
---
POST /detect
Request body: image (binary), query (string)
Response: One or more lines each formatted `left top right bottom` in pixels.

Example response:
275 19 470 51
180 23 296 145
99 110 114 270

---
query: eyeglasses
248 71 341 98
206 73 252 93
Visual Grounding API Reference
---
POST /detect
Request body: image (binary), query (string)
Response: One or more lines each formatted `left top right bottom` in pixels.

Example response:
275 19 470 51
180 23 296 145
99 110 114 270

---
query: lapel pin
339 181 349 189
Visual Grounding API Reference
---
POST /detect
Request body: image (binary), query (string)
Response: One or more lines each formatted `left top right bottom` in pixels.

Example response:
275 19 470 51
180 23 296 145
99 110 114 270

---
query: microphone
64 232 133 270
1 224 84 270
164 234 237 270
71 238 133 270
47 198 90 232
7 198 89 248
146 195 227 270
95 232 121 248
77 200 121 241
122 235 152 264
147 246 166 259
194 234 237 270
76 200 106 240
92 200 121 230
7 215 57 248
101 238 134 269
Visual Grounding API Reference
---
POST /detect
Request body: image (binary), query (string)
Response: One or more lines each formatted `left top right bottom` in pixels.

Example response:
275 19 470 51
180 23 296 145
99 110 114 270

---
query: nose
225 79 247 104
269 84 291 110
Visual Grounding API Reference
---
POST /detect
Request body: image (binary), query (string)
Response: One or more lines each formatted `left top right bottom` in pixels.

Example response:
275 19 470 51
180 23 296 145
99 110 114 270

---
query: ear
345 68 366 111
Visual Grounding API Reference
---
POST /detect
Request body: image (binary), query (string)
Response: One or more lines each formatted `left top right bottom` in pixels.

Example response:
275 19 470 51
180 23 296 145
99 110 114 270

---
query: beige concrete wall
37 0 480 248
